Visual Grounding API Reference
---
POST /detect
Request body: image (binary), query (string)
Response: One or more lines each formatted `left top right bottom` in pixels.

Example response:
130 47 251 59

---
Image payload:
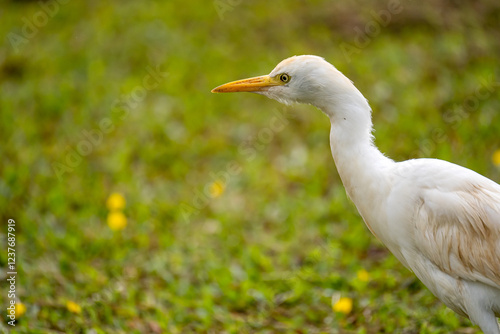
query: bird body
212 55 500 333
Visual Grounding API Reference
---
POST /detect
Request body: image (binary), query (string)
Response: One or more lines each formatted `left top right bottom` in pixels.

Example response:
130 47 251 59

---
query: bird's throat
328 110 394 240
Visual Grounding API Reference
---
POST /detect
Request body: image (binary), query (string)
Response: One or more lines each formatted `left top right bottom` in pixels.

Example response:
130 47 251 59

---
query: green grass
1 0 500 333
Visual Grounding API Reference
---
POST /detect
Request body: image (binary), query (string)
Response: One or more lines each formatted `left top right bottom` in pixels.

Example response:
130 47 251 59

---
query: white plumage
212 55 500 333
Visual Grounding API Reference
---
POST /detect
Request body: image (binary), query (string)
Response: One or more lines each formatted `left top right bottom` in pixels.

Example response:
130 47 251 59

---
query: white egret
212 55 500 333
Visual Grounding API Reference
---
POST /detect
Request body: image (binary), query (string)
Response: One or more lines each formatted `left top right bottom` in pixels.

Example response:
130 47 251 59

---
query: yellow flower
66 301 82 314
16 302 26 317
106 192 126 211
493 149 500 167
107 211 127 231
356 269 370 282
208 180 225 198
332 297 353 314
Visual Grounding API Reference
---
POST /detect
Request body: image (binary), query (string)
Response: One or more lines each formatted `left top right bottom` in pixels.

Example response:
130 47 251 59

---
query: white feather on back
390 158 500 288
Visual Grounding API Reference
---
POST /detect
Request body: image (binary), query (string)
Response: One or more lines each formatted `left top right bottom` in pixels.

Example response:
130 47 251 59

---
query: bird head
211 55 355 109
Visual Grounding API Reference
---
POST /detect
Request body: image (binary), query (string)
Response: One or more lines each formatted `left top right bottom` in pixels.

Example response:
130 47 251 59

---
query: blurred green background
1 0 500 333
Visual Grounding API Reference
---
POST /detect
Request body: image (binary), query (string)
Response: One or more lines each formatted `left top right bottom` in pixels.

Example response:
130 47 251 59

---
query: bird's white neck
321 90 394 235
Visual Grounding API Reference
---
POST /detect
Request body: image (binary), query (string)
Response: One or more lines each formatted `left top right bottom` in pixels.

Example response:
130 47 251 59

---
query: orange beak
211 75 281 93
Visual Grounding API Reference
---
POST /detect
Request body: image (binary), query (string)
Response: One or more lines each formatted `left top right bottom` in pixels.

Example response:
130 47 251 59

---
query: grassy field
1 0 500 333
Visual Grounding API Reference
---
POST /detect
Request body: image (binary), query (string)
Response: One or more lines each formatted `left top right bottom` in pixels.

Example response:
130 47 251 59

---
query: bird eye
279 73 290 83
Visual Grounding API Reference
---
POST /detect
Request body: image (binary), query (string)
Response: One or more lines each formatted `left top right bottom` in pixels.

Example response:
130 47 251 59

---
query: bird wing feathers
409 160 500 289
